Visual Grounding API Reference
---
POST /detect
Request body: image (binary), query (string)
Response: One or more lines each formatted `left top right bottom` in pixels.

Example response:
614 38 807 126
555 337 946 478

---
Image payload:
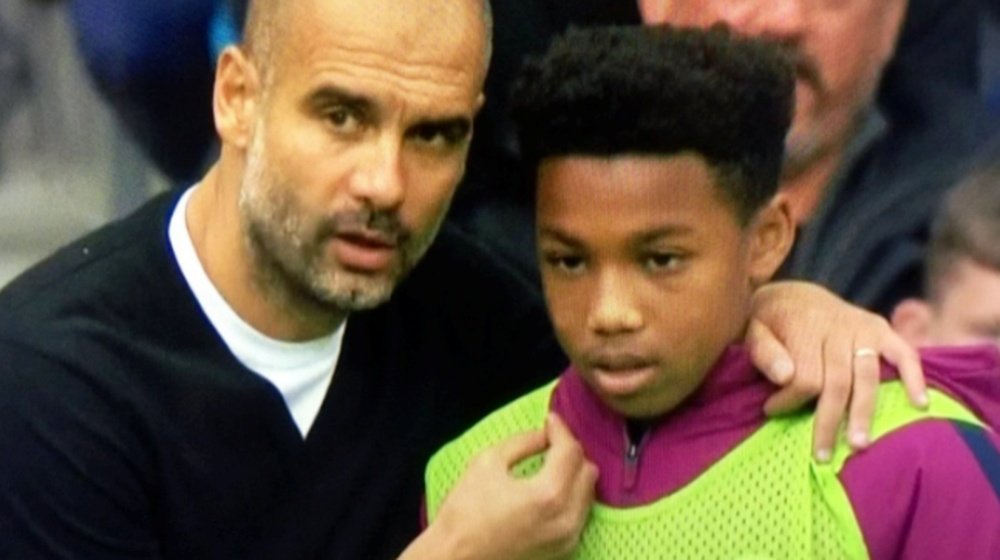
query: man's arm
747 281 927 460
401 414 595 560
841 419 1000 559
0 344 160 559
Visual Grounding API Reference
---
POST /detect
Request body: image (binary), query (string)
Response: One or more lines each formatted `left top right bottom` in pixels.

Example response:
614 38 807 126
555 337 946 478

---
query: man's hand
403 414 597 560
747 281 928 462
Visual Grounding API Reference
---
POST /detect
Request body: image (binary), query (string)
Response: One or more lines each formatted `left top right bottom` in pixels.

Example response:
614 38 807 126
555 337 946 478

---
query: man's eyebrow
410 116 473 136
305 85 376 116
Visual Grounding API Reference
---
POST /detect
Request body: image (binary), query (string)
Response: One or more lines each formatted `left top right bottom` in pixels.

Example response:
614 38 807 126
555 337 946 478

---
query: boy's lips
585 352 658 398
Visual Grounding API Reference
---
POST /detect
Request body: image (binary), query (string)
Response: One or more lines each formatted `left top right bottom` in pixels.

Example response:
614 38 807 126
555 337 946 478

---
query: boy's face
536 154 792 418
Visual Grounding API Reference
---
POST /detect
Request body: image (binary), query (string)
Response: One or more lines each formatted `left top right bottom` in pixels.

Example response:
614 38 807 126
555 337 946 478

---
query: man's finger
746 319 795 385
812 336 852 462
846 343 880 449
881 337 928 409
543 414 583 460
762 384 812 416
540 413 588 481
492 429 549 468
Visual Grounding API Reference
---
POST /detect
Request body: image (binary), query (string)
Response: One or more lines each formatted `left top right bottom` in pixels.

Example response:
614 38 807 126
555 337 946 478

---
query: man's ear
747 194 795 288
890 298 933 347
214 45 260 150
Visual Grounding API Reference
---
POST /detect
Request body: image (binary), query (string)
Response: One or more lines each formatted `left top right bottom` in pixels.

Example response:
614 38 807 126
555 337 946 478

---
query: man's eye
327 106 361 132
644 253 682 272
411 123 469 150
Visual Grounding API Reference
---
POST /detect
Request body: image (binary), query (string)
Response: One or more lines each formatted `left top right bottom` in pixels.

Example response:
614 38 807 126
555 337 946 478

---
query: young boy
892 160 1000 349
425 26 1000 559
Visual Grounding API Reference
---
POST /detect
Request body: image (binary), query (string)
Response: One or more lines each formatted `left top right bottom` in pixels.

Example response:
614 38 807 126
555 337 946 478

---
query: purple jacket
551 345 1000 560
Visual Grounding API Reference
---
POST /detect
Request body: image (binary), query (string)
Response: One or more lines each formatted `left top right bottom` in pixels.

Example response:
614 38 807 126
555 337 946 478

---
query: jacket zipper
622 427 646 492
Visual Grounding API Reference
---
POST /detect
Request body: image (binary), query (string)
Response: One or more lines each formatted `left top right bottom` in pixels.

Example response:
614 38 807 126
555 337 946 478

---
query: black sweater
0 191 566 559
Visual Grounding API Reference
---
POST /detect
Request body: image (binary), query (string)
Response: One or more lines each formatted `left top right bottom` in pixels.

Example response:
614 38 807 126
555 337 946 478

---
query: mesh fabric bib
426 380 981 559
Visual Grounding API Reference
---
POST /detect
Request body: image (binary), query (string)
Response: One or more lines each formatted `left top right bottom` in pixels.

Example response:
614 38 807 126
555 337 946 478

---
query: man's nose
727 0 807 45
587 271 644 336
348 137 405 211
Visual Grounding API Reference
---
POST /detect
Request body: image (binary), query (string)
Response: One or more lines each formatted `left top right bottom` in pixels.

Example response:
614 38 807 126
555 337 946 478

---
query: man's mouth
329 230 399 273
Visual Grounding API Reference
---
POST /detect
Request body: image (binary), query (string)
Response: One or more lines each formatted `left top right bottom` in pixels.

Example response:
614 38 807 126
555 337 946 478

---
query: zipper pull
623 440 639 491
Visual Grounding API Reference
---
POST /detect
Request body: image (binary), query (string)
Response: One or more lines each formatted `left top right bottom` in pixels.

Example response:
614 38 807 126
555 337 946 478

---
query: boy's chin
596 389 682 420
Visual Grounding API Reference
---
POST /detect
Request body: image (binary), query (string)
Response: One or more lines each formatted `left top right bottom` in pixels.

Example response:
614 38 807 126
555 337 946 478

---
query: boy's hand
410 414 596 560
746 281 928 462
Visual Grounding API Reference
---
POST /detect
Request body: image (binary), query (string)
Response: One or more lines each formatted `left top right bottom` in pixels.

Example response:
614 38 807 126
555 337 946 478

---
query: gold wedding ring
853 347 878 359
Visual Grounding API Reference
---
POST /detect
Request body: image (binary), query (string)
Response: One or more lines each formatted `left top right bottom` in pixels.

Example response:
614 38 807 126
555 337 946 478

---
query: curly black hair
511 24 794 222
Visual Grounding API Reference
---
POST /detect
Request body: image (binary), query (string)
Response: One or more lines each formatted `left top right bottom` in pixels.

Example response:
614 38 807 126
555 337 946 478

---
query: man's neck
187 165 347 342
779 147 844 225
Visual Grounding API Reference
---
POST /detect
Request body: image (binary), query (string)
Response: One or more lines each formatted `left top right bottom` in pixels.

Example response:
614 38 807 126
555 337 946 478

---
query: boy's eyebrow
538 224 695 247
636 225 695 243
537 226 583 248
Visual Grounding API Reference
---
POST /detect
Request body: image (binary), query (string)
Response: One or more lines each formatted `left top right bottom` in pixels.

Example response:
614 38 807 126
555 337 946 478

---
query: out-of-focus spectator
639 0 990 315
892 158 1000 348
450 0 988 316
983 0 1000 118
69 0 217 184
0 0 165 286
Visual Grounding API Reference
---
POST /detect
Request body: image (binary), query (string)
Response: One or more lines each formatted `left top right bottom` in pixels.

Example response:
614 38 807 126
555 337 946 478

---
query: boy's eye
644 253 682 272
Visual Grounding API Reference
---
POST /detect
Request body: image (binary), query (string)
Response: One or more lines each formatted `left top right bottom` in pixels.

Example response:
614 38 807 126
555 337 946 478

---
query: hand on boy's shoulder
746 280 928 462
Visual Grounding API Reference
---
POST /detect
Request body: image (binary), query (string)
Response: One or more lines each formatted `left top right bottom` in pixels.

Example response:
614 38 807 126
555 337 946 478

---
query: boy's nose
587 273 644 336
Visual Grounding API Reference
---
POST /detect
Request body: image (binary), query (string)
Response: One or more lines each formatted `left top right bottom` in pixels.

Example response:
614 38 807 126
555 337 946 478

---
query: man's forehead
285 0 485 56
272 0 488 87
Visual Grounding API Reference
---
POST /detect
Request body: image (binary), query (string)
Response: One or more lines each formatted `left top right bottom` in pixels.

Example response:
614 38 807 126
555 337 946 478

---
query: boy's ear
214 45 261 151
890 298 933 347
747 194 795 288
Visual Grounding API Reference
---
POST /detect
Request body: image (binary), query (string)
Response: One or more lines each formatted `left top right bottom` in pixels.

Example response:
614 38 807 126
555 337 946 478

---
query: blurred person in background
638 0 991 315
892 158 1000 349
448 0 989 318
69 0 218 184
0 0 164 287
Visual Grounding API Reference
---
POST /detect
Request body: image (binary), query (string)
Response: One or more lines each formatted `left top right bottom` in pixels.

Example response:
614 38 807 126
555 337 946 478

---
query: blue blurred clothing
70 0 217 183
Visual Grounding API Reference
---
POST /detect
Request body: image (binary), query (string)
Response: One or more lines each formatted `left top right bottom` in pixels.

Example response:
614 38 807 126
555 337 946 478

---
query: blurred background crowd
2 0 1000 329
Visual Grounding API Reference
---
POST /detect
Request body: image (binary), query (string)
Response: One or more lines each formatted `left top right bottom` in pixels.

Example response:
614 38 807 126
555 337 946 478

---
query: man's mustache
781 46 823 91
317 210 409 245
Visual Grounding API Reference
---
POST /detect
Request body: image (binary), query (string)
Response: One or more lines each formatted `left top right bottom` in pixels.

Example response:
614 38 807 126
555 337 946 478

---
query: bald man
0 0 928 558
